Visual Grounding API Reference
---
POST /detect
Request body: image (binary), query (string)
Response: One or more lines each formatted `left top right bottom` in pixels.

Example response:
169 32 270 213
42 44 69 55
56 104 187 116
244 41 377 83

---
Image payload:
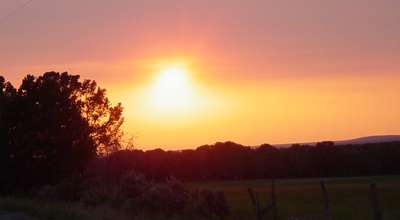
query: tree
0 72 126 193
0 76 18 190
75 79 125 155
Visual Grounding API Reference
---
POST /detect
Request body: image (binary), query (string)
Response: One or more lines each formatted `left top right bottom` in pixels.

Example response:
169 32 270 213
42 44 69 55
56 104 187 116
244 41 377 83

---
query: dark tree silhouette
0 72 125 193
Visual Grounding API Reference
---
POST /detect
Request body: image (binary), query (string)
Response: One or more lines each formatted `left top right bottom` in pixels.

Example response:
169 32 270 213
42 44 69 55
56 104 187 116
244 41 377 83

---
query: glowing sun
156 68 189 92
149 68 194 113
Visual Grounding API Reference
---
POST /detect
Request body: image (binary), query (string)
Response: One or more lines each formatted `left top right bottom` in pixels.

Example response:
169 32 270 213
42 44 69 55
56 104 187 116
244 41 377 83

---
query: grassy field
0 196 132 220
1 175 400 219
186 175 400 219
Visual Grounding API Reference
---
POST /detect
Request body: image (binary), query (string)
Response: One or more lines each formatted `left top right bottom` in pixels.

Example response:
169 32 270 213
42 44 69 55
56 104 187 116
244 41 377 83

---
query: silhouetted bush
118 171 191 217
118 170 150 200
198 189 230 219
32 179 80 201
80 188 102 206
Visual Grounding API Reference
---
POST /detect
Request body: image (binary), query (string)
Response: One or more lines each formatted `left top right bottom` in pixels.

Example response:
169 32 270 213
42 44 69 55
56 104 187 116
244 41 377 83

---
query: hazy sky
1 1 399 150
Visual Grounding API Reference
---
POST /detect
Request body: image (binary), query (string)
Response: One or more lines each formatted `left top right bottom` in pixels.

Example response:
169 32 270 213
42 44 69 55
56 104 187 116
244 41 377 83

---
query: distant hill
273 135 400 148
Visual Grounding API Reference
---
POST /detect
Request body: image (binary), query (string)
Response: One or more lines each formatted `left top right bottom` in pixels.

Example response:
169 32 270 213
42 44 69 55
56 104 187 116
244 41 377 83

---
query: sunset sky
1 1 399 150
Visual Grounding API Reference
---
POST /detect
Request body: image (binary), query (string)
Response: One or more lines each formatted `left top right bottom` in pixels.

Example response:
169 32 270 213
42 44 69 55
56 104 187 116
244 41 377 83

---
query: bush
198 189 230 219
32 179 80 202
118 170 150 200
118 171 191 217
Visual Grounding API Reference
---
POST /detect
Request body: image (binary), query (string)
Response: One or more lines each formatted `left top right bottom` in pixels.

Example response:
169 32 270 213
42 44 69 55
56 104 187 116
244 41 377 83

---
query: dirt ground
0 211 39 220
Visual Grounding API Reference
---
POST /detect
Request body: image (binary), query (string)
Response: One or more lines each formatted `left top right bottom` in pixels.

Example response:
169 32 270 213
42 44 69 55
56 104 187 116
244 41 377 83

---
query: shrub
199 189 230 219
166 176 190 211
118 171 191 217
32 179 80 202
80 188 101 206
118 170 150 200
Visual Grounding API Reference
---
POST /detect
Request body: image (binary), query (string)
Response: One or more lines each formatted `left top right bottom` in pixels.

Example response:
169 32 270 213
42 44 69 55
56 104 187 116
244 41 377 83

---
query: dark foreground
0 211 38 220
1 175 400 220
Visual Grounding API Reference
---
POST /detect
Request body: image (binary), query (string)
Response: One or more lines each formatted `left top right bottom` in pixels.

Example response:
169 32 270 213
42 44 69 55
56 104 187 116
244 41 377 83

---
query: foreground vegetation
187 175 400 219
1 175 400 219
0 196 130 220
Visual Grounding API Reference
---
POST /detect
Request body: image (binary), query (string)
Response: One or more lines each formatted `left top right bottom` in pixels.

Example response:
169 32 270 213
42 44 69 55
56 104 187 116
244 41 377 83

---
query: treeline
94 141 400 182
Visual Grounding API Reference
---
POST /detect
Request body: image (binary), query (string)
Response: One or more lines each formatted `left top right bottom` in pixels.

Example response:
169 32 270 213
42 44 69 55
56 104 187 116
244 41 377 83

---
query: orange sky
1 1 399 150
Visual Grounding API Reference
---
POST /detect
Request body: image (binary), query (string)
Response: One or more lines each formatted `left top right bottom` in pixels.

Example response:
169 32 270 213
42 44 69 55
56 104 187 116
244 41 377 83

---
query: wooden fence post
256 192 261 219
370 183 382 220
247 187 261 220
320 180 331 220
271 179 278 220
248 180 278 220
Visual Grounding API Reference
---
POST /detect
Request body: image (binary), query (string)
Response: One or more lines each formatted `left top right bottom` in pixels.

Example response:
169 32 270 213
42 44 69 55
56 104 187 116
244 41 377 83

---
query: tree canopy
0 72 125 193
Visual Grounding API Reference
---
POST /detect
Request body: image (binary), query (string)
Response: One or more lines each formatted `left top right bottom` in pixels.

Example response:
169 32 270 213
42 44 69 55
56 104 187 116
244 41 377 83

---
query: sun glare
148 68 194 113
157 68 188 91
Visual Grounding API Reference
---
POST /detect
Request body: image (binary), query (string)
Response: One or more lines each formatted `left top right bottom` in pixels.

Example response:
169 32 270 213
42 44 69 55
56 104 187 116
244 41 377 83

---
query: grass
185 175 400 220
0 196 130 220
1 175 400 219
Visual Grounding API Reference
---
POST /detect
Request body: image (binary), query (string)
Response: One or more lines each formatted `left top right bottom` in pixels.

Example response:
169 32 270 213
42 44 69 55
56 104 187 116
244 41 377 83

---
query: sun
148 68 194 113
156 68 188 92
